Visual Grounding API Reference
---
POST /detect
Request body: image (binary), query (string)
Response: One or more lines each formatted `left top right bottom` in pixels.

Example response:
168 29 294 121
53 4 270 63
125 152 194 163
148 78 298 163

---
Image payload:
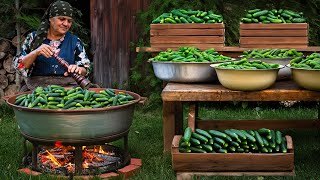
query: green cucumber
208 130 227 139
183 127 192 143
190 138 201 146
192 132 209 143
275 130 282 145
202 144 213 152
240 130 256 143
254 131 264 147
252 10 269 18
195 129 212 139
190 147 207 153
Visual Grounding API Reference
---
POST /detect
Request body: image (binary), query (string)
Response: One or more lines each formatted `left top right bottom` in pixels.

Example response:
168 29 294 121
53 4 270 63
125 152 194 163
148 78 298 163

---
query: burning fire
39 142 117 174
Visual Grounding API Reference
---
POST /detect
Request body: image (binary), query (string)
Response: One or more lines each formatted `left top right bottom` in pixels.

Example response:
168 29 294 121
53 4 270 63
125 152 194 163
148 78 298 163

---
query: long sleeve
13 32 35 77
74 38 92 77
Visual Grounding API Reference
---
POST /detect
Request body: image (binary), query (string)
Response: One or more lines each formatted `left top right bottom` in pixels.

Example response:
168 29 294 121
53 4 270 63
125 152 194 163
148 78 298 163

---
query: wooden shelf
136 46 320 53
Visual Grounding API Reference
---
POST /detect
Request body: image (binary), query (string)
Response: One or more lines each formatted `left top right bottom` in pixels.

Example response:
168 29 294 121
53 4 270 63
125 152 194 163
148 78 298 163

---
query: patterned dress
13 31 91 77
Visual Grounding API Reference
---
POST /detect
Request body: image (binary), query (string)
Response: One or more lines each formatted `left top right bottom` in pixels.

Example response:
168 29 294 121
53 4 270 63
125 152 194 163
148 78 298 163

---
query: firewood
0 74 8 89
0 88 4 98
0 52 6 60
7 73 15 83
3 54 15 73
4 84 19 96
0 69 6 75
12 35 26 47
0 39 10 53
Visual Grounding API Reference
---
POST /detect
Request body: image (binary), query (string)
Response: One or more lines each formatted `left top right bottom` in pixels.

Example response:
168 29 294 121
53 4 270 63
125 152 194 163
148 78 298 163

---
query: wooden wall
90 0 150 88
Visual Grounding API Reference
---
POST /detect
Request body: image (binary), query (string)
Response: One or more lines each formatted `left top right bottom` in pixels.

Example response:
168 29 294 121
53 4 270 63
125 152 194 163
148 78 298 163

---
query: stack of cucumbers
152 9 223 24
216 58 280 69
150 47 232 62
180 127 288 153
290 53 320 69
241 49 303 59
241 9 306 23
14 85 135 110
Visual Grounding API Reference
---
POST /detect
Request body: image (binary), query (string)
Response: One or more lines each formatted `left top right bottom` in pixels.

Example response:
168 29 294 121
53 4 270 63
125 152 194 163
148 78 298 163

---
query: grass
1 102 320 180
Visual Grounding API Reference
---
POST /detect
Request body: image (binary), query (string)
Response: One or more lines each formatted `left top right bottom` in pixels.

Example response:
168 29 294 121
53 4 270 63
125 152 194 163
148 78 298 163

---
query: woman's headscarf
31 0 73 50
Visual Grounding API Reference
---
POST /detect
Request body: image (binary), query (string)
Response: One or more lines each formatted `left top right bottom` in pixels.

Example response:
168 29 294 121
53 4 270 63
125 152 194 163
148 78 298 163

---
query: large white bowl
289 65 320 91
210 64 283 91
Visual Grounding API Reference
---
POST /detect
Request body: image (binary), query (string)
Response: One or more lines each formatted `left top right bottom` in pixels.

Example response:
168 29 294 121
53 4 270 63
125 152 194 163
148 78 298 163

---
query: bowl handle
1 95 11 102
138 97 148 105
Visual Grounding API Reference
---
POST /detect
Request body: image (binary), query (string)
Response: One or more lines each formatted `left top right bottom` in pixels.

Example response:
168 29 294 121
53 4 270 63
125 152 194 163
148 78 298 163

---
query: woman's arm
13 32 54 77
73 37 92 77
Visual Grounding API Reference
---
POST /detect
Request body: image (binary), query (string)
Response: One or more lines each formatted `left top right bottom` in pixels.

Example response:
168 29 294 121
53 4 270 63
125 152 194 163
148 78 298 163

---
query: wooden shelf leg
163 101 176 153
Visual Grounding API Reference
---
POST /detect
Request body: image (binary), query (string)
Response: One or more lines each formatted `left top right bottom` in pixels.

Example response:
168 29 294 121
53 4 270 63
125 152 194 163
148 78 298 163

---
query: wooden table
161 80 320 152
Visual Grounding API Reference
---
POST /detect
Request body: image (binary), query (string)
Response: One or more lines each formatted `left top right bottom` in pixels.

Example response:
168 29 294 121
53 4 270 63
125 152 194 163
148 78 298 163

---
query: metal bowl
6 88 141 141
247 58 293 80
289 65 320 91
210 64 283 91
151 60 235 83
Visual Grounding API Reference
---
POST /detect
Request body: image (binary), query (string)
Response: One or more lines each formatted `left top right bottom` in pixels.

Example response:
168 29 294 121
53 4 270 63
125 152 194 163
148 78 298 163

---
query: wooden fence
90 0 150 88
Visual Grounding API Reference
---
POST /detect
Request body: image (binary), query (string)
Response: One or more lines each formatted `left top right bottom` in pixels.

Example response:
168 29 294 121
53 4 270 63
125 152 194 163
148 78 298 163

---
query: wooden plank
286 135 294 151
240 23 308 29
196 119 320 130
240 37 308 45
172 136 294 172
163 101 176 153
176 171 295 180
240 29 307 37
151 23 224 29
136 46 320 53
161 81 320 102
151 28 224 36
150 43 225 48
240 44 308 48
151 36 224 44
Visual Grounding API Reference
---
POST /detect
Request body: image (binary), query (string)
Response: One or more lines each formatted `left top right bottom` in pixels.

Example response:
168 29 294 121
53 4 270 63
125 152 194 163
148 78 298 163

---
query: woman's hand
35 44 54 58
64 64 87 76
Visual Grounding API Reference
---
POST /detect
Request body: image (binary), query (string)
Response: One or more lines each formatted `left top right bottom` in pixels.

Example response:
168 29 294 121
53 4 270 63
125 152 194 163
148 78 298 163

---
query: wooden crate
240 23 308 48
172 135 294 174
150 24 225 49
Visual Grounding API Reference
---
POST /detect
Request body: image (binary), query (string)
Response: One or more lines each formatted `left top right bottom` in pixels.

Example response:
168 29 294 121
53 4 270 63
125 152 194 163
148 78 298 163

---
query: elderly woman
13 0 91 91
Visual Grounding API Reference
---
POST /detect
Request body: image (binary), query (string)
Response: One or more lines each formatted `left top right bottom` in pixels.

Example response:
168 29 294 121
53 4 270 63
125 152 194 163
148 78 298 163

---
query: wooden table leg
175 102 183 135
163 101 177 153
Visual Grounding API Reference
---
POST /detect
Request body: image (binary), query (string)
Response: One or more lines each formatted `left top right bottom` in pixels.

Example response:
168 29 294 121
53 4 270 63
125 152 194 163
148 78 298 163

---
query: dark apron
21 76 77 92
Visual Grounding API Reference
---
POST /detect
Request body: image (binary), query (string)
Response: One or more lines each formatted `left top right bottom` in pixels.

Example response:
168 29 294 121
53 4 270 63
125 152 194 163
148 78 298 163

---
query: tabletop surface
161 80 320 101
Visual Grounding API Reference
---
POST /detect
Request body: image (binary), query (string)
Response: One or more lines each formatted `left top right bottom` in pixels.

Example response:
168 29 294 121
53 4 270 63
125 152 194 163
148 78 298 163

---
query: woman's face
49 16 73 35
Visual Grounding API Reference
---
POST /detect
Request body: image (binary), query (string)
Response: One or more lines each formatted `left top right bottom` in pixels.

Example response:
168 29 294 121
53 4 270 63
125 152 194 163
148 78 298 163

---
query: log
0 39 11 53
0 88 4 98
0 52 6 60
7 73 15 83
3 54 15 73
12 35 26 48
0 69 6 75
0 74 9 89
4 84 19 96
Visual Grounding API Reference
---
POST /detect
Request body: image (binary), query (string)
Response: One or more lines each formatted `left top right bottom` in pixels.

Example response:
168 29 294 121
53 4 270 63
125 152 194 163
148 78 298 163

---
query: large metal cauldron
6 88 141 141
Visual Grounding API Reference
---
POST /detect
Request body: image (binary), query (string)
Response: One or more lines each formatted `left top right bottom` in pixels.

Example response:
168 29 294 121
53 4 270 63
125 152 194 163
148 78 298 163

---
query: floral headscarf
31 0 73 50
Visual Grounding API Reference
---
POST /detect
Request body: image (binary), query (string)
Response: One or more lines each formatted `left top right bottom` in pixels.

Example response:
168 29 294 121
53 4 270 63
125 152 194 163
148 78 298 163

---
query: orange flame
45 150 61 167
55 141 63 148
